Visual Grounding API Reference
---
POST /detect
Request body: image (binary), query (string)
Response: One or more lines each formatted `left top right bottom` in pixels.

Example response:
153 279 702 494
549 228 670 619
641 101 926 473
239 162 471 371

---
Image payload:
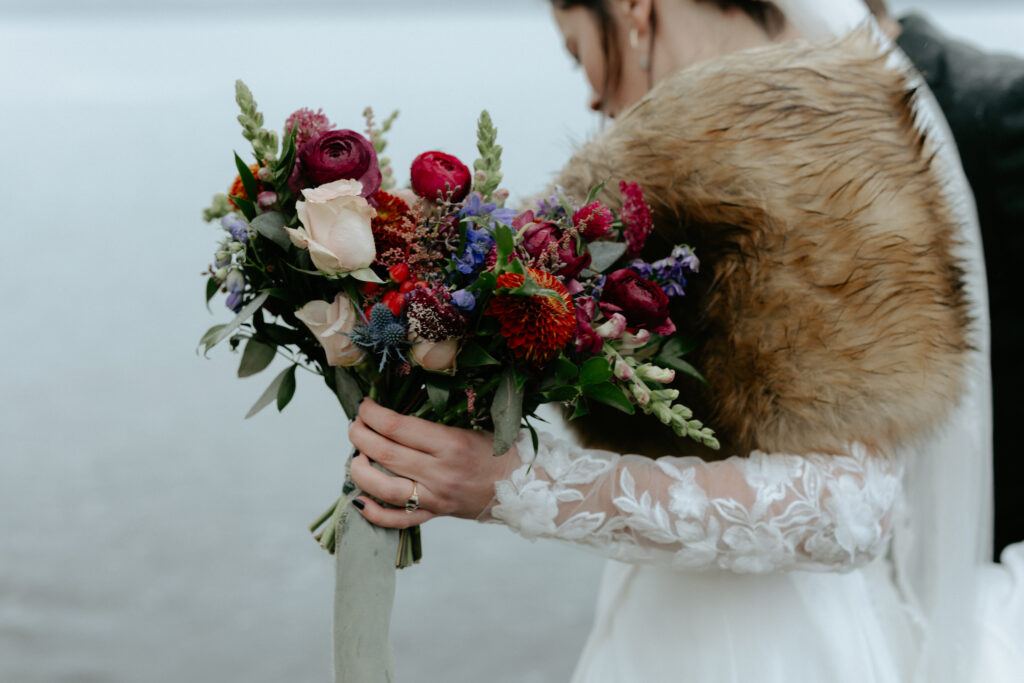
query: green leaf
245 364 296 419
490 369 524 457
276 364 297 411
540 386 579 403
501 272 566 305
657 357 708 386
259 323 306 346
554 356 578 382
588 241 628 273
579 357 613 385
234 152 260 205
238 339 276 377
333 367 363 420
582 383 635 414
493 224 515 271
458 342 501 368
205 277 220 313
658 335 697 358
425 382 450 414
202 291 270 352
571 401 590 419
229 194 257 221
273 124 298 189
584 181 607 206
199 324 227 350
250 211 291 251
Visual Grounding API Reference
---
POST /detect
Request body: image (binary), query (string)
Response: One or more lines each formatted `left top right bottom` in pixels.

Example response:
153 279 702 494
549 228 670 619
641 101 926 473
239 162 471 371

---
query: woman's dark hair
551 0 786 104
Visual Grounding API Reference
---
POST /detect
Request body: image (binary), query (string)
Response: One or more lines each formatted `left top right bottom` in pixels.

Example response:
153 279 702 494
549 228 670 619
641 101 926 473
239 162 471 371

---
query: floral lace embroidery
488 434 902 574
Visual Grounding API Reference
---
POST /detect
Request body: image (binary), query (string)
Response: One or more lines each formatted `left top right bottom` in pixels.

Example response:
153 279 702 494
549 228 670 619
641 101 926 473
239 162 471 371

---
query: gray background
1 2 1021 682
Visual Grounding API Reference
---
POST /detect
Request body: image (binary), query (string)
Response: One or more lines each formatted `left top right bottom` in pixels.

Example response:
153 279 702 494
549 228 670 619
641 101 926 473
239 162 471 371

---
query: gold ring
405 480 420 513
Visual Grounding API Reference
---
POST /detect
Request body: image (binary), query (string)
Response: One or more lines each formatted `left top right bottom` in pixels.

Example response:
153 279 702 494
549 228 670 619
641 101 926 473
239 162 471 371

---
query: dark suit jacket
898 13 1024 558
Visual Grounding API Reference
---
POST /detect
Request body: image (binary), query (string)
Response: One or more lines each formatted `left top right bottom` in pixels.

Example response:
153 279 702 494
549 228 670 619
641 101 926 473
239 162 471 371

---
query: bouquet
199 81 718 568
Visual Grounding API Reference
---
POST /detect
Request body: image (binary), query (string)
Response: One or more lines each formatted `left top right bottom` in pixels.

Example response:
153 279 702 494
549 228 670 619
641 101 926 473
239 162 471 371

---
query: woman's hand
347 398 521 529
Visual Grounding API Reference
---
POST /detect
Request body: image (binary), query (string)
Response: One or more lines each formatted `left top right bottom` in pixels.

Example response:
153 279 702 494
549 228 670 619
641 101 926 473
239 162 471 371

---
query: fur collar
555 31 970 459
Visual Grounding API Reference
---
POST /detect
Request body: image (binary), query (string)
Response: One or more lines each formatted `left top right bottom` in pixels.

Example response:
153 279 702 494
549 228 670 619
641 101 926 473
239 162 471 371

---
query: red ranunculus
294 129 381 198
600 268 674 334
520 221 592 279
410 151 471 203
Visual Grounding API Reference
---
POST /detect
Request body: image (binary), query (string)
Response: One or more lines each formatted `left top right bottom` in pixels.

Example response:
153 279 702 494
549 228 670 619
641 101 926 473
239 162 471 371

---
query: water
1 3 1021 682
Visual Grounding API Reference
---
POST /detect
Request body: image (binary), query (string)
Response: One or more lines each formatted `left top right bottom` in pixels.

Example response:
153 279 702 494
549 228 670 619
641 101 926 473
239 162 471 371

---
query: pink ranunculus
520 221 591 279
573 202 614 240
285 179 377 276
600 268 675 334
294 293 364 366
410 151 471 203
295 129 381 198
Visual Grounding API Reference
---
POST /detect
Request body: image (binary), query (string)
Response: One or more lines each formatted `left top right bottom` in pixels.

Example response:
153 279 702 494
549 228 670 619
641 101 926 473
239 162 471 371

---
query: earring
629 27 650 71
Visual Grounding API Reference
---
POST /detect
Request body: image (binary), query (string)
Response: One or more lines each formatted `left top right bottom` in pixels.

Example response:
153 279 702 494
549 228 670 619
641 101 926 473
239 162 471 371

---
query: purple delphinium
455 225 495 275
225 269 245 312
451 289 476 312
631 246 699 298
534 187 568 221
221 214 250 242
460 192 517 226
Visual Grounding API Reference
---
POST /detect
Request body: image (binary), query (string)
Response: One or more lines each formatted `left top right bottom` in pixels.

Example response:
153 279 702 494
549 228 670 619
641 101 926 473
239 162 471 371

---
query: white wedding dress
482 2 1024 681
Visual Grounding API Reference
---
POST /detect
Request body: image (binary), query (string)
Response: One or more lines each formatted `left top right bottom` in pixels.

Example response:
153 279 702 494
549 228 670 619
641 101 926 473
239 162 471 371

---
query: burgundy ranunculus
521 221 592 279
295 129 381 198
600 268 674 334
410 151 471 202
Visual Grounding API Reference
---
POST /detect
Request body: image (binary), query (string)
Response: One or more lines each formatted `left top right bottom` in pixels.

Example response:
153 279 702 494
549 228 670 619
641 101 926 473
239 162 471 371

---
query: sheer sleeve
480 432 903 574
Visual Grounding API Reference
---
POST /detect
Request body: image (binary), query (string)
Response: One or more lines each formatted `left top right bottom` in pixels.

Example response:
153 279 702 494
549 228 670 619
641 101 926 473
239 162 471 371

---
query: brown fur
555 30 971 459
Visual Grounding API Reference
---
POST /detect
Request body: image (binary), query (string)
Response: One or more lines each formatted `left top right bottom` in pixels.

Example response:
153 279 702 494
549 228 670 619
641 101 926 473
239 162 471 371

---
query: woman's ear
618 0 654 40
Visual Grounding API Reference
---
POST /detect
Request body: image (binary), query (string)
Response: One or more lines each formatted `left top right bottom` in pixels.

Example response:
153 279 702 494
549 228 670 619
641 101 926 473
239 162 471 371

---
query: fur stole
554 30 970 459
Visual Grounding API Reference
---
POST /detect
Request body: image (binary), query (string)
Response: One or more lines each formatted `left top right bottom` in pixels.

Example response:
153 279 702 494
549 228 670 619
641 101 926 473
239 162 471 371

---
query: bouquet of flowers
199 81 718 568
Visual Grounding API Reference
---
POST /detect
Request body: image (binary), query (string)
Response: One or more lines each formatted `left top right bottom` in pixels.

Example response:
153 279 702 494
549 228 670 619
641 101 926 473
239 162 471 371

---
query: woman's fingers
350 454 429 509
351 495 434 530
348 416 430 479
357 398 451 454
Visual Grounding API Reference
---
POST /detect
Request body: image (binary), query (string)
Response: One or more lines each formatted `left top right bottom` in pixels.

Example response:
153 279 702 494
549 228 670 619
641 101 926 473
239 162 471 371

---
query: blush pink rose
295 293 364 366
409 336 460 372
285 179 376 277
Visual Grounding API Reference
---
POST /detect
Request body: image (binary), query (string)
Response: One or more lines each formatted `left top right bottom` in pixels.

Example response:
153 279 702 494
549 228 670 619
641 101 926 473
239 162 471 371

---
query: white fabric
478 2 1024 681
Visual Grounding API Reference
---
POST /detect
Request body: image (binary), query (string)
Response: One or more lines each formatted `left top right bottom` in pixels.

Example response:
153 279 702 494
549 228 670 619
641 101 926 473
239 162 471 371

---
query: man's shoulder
897 12 1024 121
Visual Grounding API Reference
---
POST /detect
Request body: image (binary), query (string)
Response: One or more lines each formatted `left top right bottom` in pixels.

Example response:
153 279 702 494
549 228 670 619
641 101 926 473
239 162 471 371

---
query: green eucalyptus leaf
238 339 276 378
333 367 363 420
458 342 501 368
276 364 297 411
205 277 220 304
490 369 524 457
588 241 628 273
245 363 295 419
250 211 291 251
203 291 270 352
579 357 613 385
582 383 635 414
658 335 697 358
425 382 450 414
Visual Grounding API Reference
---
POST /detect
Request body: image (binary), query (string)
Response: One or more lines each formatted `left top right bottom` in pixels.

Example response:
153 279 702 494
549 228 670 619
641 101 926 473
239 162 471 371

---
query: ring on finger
405 480 420 513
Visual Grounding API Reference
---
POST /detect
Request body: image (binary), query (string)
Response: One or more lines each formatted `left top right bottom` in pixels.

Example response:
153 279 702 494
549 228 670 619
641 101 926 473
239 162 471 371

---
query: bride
348 1 1023 680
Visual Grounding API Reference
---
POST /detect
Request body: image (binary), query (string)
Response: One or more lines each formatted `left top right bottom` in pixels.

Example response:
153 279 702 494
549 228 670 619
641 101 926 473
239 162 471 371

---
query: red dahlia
371 191 416 268
486 269 576 364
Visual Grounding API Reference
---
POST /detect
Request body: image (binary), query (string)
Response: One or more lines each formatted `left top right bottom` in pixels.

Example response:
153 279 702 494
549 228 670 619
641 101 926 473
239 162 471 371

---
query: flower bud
631 383 650 406
215 266 229 281
651 388 680 402
638 365 676 384
215 251 231 267
229 241 244 254
225 269 245 293
620 329 651 349
613 359 634 381
494 188 510 202
257 191 278 210
594 313 627 339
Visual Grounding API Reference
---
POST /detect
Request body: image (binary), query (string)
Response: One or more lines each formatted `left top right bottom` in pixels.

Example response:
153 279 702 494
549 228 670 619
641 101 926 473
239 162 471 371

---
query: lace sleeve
480 432 903 573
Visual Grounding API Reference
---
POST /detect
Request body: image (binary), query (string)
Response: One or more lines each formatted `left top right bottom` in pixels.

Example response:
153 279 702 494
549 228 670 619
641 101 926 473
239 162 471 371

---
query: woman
349 1 1022 680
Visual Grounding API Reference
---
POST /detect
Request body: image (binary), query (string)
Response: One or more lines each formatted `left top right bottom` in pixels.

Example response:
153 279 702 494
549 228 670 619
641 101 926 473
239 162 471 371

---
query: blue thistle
349 303 412 371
